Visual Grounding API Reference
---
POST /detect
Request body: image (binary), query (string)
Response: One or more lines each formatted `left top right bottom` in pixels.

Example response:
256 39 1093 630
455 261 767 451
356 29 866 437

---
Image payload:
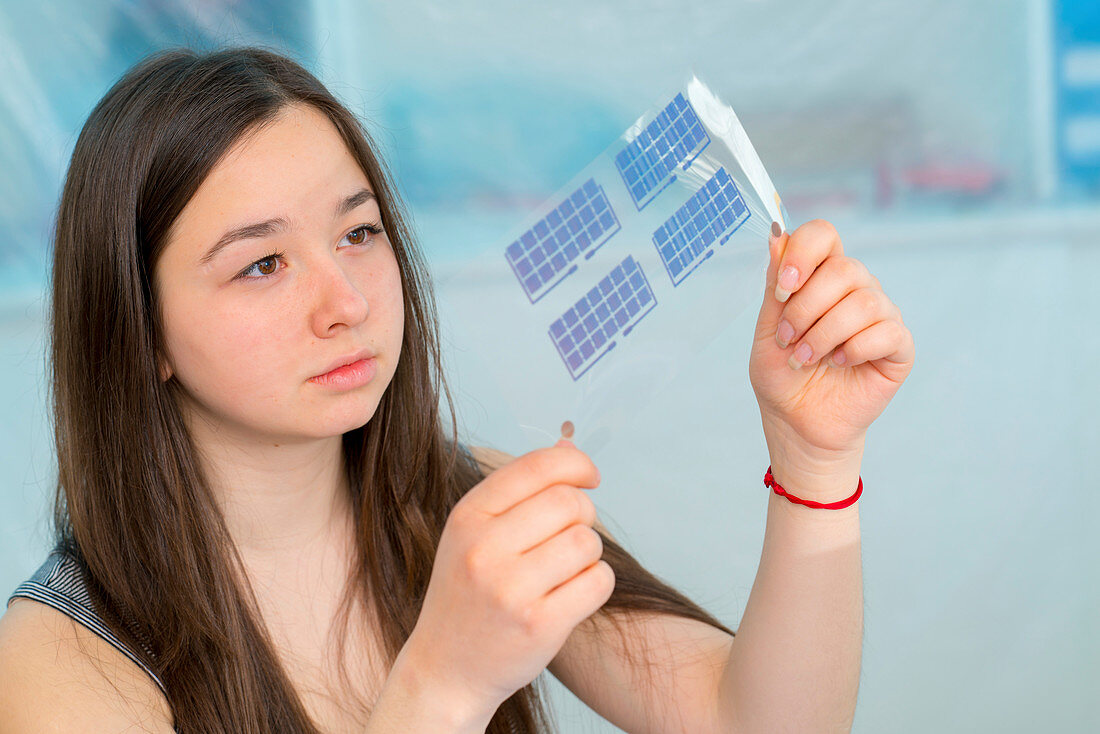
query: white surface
432 212 1099 733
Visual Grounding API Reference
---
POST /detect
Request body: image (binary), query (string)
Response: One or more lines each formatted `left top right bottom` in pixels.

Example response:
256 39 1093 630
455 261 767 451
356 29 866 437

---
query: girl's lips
307 357 376 389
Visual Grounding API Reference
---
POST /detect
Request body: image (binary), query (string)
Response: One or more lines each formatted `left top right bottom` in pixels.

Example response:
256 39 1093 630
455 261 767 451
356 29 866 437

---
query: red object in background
897 159 1003 195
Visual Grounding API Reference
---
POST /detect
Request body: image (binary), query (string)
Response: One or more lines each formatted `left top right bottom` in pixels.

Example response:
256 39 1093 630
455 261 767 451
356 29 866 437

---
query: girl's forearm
717 464 864 733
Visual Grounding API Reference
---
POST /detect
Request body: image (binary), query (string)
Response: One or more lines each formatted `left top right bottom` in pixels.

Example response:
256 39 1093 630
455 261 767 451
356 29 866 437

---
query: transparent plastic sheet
440 76 790 457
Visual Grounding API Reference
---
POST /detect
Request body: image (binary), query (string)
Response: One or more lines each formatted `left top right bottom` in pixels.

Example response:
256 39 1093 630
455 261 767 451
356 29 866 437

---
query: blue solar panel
548 255 657 380
614 93 711 211
653 168 751 286
505 179 621 303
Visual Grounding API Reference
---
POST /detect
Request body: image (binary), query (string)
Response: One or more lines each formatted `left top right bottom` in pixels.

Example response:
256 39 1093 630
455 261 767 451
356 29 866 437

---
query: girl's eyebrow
198 188 377 266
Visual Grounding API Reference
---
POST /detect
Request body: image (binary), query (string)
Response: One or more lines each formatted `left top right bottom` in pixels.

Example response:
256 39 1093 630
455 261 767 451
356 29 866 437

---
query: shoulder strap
7 550 167 695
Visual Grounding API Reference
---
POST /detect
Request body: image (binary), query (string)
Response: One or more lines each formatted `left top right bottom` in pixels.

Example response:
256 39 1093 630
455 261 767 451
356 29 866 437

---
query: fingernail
770 221 782 239
831 349 846 367
775 266 798 303
776 320 794 349
789 343 812 369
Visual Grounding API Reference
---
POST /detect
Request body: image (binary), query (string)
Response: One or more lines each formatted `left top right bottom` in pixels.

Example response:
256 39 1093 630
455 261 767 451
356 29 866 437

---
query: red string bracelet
764 465 863 509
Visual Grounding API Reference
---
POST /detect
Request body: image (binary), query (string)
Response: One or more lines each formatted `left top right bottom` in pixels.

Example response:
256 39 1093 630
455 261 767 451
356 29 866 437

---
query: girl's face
153 103 405 444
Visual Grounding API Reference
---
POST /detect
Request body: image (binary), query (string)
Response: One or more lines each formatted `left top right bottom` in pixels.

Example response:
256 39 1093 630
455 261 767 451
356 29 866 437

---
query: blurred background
1 1 1096 731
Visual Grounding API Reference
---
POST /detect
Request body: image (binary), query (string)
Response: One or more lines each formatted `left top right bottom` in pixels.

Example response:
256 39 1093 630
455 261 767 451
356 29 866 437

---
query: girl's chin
306 403 378 433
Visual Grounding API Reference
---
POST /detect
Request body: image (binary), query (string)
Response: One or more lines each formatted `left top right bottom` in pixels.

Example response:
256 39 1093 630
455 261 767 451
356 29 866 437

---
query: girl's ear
157 352 173 383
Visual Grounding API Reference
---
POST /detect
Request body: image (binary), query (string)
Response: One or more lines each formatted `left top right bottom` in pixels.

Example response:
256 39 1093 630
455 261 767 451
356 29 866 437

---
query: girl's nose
310 258 370 336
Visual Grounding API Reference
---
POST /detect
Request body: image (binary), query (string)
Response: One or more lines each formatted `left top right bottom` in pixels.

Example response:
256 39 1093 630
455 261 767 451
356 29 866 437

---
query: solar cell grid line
504 178 622 304
614 92 712 211
653 167 751 287
548 255 658 381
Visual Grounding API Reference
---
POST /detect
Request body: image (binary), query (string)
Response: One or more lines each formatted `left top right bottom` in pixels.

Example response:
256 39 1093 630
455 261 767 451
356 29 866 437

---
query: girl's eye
344 223 383 246
234 223 384 281
341 222 385 248
235 250 285 281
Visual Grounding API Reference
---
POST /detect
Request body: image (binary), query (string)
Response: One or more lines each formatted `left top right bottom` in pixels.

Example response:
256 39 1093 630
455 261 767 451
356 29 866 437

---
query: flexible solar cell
613 93 711 211
548 255 657 381
505 179 621 303
653 167 750 286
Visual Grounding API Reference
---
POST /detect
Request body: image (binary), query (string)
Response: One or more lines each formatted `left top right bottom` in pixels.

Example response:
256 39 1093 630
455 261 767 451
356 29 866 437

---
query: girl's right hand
397 439 613 722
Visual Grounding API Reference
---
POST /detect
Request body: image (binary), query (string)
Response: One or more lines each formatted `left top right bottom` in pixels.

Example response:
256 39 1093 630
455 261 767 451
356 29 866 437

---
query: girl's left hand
749 220 915 459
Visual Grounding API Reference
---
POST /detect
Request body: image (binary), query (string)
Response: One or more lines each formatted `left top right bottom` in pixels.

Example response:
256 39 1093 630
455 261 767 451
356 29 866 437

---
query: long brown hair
47 45 735 732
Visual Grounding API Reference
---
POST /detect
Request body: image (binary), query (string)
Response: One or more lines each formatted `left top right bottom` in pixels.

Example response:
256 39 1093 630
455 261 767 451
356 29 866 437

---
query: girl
0 46 913 733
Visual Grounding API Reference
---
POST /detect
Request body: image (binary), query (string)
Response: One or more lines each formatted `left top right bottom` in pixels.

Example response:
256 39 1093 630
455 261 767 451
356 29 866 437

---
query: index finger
775 219 845 303
467 445 601 516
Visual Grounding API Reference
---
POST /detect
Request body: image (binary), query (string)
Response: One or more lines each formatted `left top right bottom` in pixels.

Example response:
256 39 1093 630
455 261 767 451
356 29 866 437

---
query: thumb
757 221 790 336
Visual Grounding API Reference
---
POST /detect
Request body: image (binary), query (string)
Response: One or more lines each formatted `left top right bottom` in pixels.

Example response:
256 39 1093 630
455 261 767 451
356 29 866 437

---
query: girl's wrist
381 645 497 733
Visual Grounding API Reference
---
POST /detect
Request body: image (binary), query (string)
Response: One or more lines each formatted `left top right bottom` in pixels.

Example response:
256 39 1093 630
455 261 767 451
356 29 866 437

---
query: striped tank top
6 547 166 695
